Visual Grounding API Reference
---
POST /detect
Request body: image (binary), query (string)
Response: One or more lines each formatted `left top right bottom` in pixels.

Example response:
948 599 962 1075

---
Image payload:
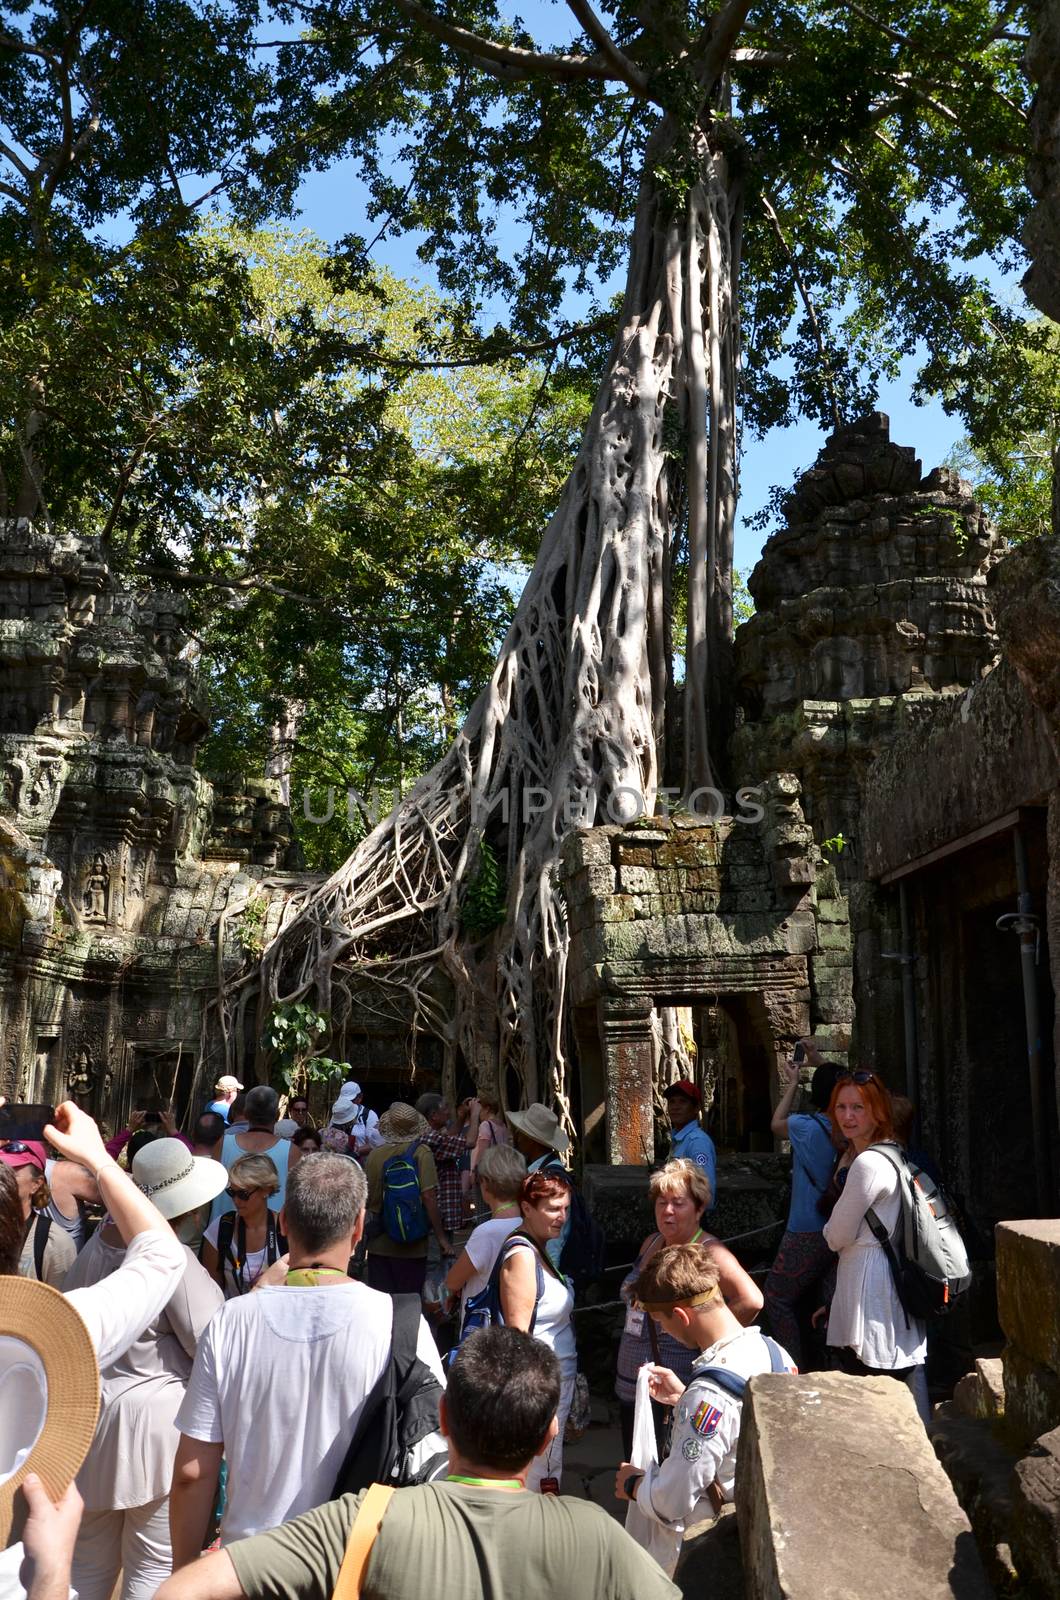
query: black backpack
538 1158 606 1297
331 1294 447 1496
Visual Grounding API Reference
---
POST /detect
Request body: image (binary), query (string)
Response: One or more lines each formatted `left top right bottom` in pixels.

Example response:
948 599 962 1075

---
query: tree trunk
247 134 743 1131
265 699 304 806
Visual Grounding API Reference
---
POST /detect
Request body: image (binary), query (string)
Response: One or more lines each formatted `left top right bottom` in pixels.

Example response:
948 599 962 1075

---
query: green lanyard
285 1266 349 1287
446 1475 522 1490
691 1227 705 1244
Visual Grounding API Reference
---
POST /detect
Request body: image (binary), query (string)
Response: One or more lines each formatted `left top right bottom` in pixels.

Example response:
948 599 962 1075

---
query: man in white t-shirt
170 1154 445 1563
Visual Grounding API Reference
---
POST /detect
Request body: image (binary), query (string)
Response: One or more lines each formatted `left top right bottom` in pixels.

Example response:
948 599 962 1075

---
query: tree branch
760 189 841 431
391 0 628 86
694 0 757 90
0 136 35 182
564 0 651 95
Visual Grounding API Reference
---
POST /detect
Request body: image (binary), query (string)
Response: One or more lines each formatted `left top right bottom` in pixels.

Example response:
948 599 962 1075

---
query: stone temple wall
0 520 307 1123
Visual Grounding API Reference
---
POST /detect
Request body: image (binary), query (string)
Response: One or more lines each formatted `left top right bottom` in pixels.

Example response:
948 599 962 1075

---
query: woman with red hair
822 1072 927 1405
498 1171 577 1491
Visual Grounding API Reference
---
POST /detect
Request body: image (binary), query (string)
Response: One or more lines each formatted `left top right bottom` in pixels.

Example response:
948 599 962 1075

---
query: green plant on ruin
460 841 507 941
238 894 269 959
261 1001 343 1094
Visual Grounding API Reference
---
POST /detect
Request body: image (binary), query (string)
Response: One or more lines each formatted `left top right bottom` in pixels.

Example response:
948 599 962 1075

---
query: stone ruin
2 407 1058 1267
0 519 304 1120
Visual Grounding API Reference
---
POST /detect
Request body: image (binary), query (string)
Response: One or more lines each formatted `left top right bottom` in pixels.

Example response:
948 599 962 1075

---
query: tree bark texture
238 135 743 1128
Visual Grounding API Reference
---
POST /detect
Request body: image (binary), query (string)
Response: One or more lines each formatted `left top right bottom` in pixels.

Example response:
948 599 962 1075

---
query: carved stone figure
83 853 110 923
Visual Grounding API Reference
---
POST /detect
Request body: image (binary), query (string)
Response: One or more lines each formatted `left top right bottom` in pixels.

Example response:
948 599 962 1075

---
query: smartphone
0 1103 54 1142
143 1111 162 1125
793 1042 806 1064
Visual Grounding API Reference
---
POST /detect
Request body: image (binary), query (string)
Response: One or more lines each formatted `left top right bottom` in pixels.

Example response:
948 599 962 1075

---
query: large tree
247 0 1031 1114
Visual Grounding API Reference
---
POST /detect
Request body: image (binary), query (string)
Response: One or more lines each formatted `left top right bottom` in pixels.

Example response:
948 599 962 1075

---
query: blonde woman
615 1158 763 1457
202 1154 285 1297
444 1144 528 1320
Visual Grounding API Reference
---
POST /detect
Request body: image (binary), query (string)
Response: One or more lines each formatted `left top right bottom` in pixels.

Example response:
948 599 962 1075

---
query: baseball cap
0 1138 48 1173
662 1079 702 1107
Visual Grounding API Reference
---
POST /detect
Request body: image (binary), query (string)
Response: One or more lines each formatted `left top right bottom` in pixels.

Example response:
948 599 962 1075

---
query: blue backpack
382 1139 429 1243
448 1231 544 1366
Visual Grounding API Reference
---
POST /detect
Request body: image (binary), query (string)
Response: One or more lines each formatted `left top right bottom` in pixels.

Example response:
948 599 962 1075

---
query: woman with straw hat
63 1138 228 1600
0 1101 188 1600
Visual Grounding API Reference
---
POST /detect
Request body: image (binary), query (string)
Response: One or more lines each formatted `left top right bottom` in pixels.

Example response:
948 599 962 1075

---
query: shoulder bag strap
332 1483 396 1600
33 1212 52 1280
792 1116 834 1195
216 1211 236 1290
499 1231 544 1335
864 1204 911 1330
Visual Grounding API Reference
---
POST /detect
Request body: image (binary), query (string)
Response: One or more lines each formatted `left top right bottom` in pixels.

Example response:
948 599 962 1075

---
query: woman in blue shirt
763 1046 843 1368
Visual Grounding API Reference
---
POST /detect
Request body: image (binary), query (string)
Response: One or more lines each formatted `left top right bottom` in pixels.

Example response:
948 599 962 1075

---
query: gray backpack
865 1143 972 1320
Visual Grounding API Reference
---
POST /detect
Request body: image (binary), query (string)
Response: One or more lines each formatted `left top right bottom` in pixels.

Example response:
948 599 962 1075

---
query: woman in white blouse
822 1071 927 1409
64 1137 229 1600
499 1172 577 1493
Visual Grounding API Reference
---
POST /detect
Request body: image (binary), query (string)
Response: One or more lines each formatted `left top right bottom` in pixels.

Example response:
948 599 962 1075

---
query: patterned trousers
763 1229 835 1369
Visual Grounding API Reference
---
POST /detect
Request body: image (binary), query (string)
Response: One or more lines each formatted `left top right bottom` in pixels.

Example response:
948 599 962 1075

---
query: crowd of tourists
0 1045 954 1600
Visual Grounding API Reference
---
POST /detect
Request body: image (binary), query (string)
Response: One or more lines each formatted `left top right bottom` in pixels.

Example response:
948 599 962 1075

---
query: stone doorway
698 994 776 1154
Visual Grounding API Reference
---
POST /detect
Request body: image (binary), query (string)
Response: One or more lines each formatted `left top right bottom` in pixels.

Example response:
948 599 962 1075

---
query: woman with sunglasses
821 1071 927 1412
201 1155 286 1298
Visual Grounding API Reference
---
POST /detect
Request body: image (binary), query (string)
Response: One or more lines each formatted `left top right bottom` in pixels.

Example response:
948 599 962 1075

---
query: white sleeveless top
505 1236 577 1371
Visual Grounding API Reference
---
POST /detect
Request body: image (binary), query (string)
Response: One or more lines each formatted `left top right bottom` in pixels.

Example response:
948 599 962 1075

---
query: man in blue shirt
206 1074 243 1123
663 1080 717 1209
762 1042 842 1368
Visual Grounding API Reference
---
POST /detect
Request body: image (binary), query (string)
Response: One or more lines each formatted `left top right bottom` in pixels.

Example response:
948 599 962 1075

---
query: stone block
976 1357 1006 1421
616 864 654 895
1002 1343 1060 1446
658 834 720 868
561 828 614 871
595 893 636 924
1011 1425 1060 1599
816 919 852 952
736 1372 992 1600
579 864 617 901
614 843 656 867
816 896 848 924
996 1221 1060 1374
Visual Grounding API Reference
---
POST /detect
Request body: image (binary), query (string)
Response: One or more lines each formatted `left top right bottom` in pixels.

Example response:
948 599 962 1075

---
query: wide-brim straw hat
506 1102 570 1156
377 1103 429 1142
132 1137 229 1220
0 1278 100 1547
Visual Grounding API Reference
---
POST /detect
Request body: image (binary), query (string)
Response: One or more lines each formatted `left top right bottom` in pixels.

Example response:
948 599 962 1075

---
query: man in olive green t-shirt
156 1327 679 1600
362 1102 452 1296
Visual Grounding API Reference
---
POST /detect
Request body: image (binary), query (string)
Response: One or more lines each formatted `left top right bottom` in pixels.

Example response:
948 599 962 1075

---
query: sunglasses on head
839 1071 877 1086
226 1186 256 1202
0 1141 42 1162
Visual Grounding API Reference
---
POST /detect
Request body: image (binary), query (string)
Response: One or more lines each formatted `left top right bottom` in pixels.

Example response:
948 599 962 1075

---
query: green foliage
190 226 592 872
261 1001 343 1092
946 319 1060 542
733 569 755 627
460 840 507 940
822 833 847 857
238 894 269 958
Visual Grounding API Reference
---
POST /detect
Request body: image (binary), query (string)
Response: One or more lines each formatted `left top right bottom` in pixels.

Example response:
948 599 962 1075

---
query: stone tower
732 413 1003 874
0 520 303 1117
